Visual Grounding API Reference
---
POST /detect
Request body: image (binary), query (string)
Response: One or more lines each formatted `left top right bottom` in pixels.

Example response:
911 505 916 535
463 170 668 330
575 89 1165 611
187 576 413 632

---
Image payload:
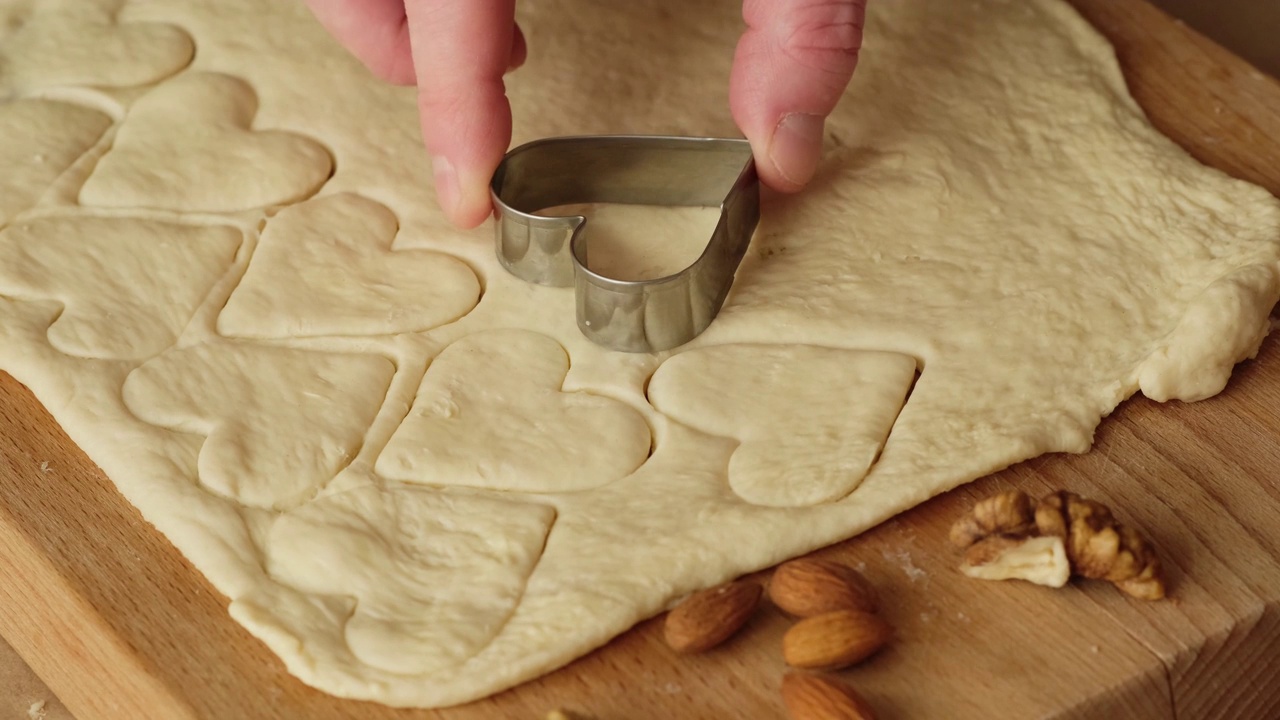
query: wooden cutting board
3 0 1280 717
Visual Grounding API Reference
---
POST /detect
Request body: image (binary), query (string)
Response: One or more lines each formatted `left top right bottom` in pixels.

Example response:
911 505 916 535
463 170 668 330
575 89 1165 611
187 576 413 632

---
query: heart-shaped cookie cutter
490 135 760 353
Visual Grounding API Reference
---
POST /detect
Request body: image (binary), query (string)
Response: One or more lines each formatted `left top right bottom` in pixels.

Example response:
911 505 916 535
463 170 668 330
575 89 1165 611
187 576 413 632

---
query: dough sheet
1 0 1278 707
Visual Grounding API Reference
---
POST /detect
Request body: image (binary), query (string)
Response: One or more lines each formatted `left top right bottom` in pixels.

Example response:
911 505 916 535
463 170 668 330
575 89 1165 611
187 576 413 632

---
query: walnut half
1034 491 1165 601
949 490 1036 548
960 535 1071 588
951 489 1166 600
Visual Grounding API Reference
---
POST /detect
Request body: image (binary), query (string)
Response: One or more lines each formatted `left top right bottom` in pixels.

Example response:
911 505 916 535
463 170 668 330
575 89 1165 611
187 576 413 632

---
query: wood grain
3 0 1280 717
0 636 72 720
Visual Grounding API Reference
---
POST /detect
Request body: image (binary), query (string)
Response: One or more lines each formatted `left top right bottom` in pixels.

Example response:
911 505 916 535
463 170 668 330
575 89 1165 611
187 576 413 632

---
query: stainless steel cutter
490 135 760 353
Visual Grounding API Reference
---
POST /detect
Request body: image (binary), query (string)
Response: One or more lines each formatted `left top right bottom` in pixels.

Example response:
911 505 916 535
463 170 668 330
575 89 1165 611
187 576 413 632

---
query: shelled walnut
960 534 1071 588
1035 491 1166 600
951 489 1166 600
948 489 1036 547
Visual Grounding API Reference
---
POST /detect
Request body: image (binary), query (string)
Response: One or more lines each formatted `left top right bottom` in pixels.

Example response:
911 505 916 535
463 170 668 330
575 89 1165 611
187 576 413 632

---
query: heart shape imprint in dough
377 330 651 492
648 344 918 507
535 203 722 282
0 216 241 360
0 0 193 94
79 72 333 213
123 342 395 510
260 485 555 676
218 193 480 338
0 99 112 226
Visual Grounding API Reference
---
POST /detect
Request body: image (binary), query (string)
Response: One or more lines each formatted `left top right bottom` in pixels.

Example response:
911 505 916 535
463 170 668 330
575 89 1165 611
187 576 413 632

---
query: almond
770 558 879 617
663 580 762 653
781 673 878 720
782 609 892 670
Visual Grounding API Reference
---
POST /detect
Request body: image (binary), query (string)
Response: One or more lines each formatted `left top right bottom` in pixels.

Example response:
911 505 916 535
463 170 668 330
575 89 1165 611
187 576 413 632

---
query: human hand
730 0 866 192
304 0 525 229
306 0 865 228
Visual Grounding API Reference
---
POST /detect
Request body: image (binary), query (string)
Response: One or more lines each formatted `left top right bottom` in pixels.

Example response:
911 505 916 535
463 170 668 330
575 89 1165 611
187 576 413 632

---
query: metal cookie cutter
490 135 760 353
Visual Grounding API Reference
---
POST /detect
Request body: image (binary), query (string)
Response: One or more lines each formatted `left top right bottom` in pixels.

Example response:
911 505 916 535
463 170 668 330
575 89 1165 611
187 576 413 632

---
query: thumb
730 0 867 192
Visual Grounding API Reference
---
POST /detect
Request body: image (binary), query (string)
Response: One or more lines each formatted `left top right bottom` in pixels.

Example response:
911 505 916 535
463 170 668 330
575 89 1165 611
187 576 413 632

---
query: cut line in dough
218 193 481 339
79 72 333 213
648 344 918 507
0 0 1276 709
377 330 652 493
122 342 396 510
0 216 241 360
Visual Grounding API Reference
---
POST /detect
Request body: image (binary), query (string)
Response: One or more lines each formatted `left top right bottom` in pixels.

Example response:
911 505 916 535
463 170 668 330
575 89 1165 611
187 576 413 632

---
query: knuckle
779 1 865 75
415 77 508 152
418 77 504 116
417 88 465 120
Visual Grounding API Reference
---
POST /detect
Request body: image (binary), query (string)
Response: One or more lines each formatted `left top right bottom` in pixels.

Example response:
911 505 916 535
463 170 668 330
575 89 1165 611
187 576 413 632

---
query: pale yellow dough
377 330 652 493
648 345 917 507
78 72 334 212
0 100 111 225
0 0 193 96
122 342 396 510
0 216 239 359
218 193 480 338
537 203 722 281
0 0 1278 709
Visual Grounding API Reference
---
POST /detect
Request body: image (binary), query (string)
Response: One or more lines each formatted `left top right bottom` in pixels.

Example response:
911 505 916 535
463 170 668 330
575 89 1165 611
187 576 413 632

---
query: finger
730 0 867 191
509 22 528 71
405 0 519 228
304 0 416 85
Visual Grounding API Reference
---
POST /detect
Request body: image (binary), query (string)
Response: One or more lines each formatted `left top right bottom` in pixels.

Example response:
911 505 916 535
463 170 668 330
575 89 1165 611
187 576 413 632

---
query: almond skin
782 609 892 670
663 580 762 653
781 673 878 720
770 558 879 617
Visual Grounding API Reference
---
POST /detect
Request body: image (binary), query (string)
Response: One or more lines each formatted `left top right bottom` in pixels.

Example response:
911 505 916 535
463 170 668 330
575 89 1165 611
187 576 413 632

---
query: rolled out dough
0 0 1278 708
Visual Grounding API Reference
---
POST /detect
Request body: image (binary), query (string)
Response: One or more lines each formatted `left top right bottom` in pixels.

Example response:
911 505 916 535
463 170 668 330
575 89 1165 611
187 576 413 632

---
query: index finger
405 0 519 228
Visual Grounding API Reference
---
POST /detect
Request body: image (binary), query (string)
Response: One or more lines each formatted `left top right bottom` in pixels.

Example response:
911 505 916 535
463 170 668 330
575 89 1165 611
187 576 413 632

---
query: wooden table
3 0 1280 717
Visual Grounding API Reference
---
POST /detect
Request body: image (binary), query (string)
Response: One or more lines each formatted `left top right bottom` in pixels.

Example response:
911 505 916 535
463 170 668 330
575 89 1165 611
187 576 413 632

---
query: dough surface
77 72 334 212
0 100 111 225
1 0 1278 708
377 330 652 493
0 216 240 358
0 0 193 95
218 193 480 338
649 345 918 507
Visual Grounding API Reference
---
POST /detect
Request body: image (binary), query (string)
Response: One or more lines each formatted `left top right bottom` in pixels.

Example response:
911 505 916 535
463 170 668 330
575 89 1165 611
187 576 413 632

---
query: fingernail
432 155 460 216
768 113 825 188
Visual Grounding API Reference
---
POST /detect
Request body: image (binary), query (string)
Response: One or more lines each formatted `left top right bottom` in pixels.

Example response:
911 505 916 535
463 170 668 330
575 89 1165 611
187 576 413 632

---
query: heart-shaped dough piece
535 203 722 282
376 330 651 492
79 72 332 212
0 216 241 360
0 0 193 94
123 342 395 510
218 193 480 338
648 344 918 507
264 485 555 675
0 99 112 225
